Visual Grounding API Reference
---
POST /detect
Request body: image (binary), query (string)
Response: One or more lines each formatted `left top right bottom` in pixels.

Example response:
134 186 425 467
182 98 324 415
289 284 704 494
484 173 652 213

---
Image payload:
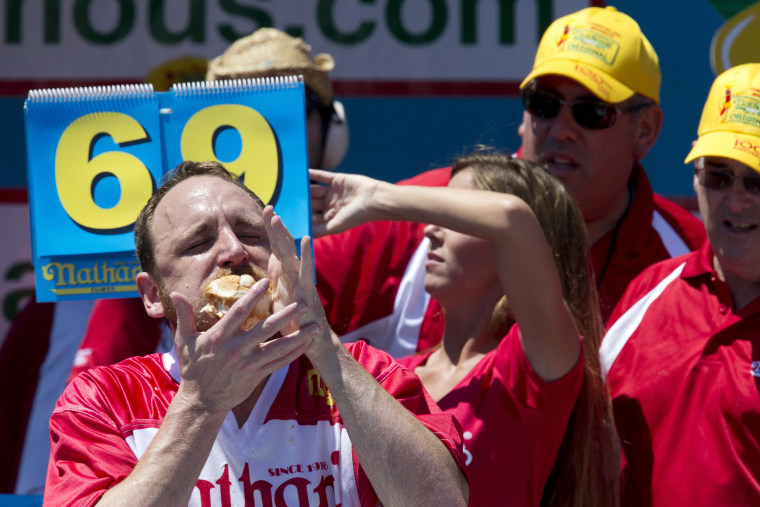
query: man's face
694 156 760 284
148 175 272 330
520 75 644 223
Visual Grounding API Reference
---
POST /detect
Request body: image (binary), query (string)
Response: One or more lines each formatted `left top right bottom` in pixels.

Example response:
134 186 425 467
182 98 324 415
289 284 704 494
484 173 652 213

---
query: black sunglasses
521 87 650 130
695 168 760 196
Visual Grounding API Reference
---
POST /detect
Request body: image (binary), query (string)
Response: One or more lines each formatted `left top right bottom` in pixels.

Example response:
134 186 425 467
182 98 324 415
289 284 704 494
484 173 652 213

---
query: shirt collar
681 241 716 279
163 346 181 383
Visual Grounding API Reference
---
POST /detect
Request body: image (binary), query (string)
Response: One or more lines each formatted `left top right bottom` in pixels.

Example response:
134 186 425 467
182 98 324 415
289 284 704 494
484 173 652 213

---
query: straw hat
206 28 335 106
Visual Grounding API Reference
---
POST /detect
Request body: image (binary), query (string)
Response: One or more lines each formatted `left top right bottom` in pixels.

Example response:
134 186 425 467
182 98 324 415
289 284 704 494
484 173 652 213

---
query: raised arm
310 169 580 381
264 206 469 507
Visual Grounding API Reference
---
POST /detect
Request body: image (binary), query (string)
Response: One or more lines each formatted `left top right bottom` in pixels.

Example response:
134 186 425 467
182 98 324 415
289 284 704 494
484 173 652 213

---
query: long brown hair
451 152 619 507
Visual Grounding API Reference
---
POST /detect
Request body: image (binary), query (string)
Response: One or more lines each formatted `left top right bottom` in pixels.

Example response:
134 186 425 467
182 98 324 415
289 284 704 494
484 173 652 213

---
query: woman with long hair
310 152 618 506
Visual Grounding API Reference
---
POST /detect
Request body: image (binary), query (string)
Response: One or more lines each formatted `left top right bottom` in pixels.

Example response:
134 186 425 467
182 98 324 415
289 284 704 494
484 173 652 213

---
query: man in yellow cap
519 6 705 319
601 63 760 505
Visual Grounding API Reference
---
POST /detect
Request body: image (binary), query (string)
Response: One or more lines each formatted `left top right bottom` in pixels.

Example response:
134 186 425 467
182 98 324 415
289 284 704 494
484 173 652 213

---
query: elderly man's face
520 75 646 224
148 175 272 329
694 156 760 285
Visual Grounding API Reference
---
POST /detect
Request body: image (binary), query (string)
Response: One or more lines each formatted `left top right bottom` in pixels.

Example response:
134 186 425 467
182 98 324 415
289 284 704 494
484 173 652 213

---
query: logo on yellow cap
520 7 660 104
720 86 732 117
723 92 760 129
557 25 570 47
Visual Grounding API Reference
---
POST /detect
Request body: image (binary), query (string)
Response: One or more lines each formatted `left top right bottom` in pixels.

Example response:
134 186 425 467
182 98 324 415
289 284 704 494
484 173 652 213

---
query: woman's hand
309 169 383 236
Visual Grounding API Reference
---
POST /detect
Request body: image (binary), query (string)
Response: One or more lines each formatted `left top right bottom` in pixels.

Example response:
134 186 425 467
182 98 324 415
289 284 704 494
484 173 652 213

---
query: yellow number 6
55 112 153 231
180 104 279 204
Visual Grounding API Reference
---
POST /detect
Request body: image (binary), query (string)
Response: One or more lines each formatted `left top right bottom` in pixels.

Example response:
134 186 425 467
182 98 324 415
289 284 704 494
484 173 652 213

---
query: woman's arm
310 169 581 380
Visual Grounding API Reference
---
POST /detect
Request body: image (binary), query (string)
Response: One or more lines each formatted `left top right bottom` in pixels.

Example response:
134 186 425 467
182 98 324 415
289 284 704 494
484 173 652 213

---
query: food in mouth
201 274 273 330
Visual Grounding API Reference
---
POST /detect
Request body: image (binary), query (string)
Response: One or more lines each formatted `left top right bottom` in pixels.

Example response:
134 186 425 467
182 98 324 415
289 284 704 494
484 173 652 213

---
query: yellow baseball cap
684 63 760 174
144 55 209 92
520 6 660 104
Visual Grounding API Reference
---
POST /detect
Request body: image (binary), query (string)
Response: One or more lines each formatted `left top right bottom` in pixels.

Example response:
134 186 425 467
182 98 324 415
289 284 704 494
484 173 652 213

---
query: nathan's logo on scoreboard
40 260 140 296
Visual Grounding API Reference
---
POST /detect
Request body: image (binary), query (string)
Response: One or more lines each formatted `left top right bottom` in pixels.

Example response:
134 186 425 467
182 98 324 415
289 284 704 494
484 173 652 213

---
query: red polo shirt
602 242 760 505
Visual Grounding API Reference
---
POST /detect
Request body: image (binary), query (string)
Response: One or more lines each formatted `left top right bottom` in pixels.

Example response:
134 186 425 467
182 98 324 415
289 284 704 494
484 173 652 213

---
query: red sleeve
68 298 162 383
497 326 585 411
344 341 468 506
44 373 141 506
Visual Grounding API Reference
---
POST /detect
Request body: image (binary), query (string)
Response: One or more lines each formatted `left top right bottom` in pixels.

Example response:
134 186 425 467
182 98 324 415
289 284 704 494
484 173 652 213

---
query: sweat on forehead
134 161 265 279
160 175 263 215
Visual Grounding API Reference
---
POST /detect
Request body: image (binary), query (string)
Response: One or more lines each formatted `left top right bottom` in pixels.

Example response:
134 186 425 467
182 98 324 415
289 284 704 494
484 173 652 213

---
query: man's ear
136 272 165 318
633 105 664 160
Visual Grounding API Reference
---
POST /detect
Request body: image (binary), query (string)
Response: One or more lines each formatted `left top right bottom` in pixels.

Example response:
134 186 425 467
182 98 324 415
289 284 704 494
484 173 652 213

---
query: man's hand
263 206 334 348
309 169 382 236
170 279 315 415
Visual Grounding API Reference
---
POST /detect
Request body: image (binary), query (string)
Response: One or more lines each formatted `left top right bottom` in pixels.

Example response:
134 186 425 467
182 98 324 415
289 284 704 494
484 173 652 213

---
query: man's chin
544 161 579 181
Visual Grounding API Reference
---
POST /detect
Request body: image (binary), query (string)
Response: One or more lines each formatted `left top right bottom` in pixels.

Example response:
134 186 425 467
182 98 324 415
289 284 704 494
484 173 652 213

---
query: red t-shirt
47 341 467 506
398 326 584 507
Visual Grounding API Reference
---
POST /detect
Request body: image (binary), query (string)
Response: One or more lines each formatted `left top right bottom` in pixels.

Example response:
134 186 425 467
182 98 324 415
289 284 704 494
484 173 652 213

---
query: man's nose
548 104 580 142
217 229 249 267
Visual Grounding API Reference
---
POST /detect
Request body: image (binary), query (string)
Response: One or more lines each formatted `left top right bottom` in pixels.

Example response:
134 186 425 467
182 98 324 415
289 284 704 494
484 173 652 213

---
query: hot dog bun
201 274 272 330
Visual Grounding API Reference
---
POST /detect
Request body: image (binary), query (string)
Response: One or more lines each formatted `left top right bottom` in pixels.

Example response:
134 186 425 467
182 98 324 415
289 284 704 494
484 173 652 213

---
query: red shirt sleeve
45 371 142 506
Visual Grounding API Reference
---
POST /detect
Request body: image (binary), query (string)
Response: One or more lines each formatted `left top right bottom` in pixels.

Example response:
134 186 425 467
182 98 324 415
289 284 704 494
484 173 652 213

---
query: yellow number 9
180 104 279 204
55 112 153 231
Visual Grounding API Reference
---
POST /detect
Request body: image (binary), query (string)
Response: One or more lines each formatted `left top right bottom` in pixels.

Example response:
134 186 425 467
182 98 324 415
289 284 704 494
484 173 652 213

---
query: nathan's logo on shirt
194 463 338 506
269 461 330 476
307 368 334 406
